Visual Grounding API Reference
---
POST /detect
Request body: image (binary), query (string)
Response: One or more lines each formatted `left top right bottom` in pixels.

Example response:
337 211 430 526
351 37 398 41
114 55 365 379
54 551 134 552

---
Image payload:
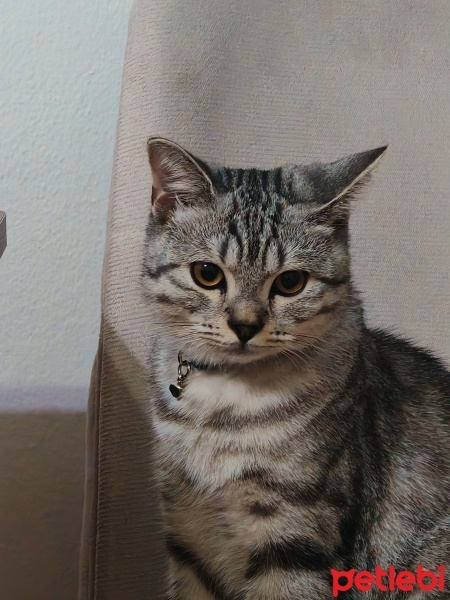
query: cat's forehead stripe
210 166 285 196
220 182 286 270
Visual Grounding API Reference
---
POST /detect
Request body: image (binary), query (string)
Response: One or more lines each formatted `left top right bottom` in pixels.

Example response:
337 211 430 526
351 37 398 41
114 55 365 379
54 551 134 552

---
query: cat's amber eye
272 270 308 297
191 262 225 289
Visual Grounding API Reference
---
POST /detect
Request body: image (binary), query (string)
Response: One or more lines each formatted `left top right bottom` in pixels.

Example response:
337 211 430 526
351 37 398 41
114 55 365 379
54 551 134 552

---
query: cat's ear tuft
311 145 388 224
147 137 214 221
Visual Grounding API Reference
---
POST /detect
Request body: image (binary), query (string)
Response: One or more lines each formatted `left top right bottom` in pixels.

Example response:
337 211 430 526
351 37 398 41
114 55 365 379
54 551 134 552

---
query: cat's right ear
147 138 214 221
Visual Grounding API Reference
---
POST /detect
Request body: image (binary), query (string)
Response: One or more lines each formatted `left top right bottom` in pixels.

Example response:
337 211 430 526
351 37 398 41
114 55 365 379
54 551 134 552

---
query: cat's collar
169 352 216 399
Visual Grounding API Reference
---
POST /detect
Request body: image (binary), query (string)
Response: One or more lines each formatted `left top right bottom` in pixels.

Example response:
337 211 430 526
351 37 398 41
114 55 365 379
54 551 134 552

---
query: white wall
0 1 133 598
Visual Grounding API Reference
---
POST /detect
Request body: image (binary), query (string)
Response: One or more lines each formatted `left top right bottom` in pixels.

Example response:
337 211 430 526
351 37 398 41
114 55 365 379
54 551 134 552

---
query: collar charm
169 352 191 399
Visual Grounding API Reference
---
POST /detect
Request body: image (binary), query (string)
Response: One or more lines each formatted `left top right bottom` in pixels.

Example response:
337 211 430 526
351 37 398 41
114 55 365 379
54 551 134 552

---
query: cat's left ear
310 145 388 223
147 137 214 221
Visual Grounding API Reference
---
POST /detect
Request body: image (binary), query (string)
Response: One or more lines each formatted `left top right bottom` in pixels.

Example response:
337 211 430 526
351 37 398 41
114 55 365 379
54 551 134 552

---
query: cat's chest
154 367 300 487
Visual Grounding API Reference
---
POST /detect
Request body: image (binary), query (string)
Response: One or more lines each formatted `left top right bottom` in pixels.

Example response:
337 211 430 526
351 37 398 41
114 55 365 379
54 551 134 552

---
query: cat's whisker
289 340 351 364
151 322 196 327
285 332 322 342
279 348 307 371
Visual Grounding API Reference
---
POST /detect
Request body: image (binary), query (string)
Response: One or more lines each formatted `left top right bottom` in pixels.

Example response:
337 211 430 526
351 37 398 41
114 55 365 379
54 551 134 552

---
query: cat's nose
228 320 263 344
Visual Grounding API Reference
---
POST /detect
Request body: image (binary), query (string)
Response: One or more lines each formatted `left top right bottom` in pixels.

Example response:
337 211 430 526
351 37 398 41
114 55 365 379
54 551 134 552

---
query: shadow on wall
0 389 87 600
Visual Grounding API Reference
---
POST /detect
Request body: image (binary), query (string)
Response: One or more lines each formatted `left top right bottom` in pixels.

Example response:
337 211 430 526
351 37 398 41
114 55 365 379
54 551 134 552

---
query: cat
142 137 450 599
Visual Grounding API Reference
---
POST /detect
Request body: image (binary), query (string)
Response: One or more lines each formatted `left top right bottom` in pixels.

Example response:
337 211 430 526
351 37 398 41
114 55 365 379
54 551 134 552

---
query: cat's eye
191 262 225 289
272 270 308 296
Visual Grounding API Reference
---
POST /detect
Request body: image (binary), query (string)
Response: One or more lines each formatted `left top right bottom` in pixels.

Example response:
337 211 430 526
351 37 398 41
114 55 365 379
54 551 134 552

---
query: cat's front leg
165 558 214 600
244 571 335 600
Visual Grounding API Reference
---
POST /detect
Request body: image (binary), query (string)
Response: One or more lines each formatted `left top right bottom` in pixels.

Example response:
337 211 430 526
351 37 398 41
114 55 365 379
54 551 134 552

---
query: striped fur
143 139 450 599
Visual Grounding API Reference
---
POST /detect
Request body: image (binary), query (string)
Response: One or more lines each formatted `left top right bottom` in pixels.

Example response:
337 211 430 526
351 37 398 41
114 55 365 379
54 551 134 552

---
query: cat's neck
156 316 364 403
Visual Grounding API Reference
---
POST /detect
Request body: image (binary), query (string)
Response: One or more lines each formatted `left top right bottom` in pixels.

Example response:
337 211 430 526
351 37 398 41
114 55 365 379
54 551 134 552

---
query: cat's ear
310 145 388 224
147 137 214 221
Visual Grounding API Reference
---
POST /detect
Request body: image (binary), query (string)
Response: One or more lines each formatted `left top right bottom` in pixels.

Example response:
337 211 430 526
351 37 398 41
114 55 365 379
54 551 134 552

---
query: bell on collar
169 382 183 398
169 352 191 400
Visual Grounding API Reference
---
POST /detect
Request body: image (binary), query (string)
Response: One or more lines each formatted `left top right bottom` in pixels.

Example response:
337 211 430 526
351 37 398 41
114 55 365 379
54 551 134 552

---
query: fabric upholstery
78 1 450 598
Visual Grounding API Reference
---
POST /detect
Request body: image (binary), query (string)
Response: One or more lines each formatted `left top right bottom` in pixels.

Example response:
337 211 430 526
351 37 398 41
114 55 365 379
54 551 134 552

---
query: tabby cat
142 138 450 599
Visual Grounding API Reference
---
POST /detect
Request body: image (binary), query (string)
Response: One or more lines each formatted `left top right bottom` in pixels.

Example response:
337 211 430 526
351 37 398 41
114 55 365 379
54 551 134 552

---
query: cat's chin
194 342 283 367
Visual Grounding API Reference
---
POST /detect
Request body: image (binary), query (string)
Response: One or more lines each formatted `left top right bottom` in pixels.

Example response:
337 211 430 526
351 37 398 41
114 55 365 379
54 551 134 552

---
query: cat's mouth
202 339 281 366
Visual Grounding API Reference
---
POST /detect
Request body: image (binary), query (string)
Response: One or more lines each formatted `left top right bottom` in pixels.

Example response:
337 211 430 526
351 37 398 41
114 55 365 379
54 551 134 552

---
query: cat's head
143 138 386 366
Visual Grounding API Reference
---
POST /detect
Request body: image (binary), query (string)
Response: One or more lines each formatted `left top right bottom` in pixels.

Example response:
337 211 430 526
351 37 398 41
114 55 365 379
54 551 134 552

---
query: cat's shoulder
365 327 450 392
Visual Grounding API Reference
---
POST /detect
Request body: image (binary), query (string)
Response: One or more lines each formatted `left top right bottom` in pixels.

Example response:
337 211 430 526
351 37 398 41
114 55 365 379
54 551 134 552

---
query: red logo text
331 565 446 596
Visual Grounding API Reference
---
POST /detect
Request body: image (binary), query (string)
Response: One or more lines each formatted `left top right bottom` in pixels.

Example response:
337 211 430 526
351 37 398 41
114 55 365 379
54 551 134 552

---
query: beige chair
78 1 450 598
